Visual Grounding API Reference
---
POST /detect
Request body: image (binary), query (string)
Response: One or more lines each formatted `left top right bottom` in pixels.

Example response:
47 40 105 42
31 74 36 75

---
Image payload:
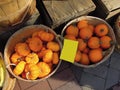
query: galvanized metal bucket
4 25 62 82
61 16 116 68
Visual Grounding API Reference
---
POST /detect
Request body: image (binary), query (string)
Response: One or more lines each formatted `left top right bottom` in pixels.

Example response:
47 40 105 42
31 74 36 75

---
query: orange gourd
37 46 46 59
77 20 88 29
64 35 76 40
79 27 93 40
47 41 60 52
80 53 90 65
10 53 24 64
77 38 87 51
28 37 43 52
95 24 109 37
75 50 81 62
38 31 54 42
88 24 94 33
66 25 79 37
15 43 31 56
88 37 100 49
100 35 112 49
89 48 103 63
52 52 59 64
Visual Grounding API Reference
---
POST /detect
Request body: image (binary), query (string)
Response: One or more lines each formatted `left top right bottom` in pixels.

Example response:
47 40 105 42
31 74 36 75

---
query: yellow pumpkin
13 61 26 76
37 62 51 78
25 53 39 64
43 49 53 63
25 64 40 80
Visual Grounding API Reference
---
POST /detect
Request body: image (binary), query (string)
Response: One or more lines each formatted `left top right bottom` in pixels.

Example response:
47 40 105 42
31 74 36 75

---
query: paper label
60 39 78 63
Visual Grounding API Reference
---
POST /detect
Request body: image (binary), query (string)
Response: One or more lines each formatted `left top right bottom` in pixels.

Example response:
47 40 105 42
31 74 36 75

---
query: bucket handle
56 35 64 42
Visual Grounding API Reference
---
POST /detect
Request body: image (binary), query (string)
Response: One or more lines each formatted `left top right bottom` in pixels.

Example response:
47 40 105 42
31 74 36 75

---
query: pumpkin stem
6 63 16 68
26 72 30 80
100 29 104 32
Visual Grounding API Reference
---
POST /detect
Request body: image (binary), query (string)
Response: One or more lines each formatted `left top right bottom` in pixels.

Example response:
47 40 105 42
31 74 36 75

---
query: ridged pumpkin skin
13 61 26 76
25 64 40 80
25 53 39 64
37 62 51 78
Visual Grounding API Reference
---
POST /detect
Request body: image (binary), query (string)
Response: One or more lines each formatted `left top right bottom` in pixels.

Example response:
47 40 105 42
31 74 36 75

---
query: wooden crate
43 0 96 28
93 0 120 20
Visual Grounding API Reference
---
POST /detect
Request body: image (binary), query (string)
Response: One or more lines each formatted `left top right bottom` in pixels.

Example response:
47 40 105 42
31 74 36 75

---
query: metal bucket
61 16 116 68
4 25 62 82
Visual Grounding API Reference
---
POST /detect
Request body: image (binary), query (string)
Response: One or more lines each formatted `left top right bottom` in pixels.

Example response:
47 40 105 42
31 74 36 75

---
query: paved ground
13 50 120 90
5 8 120 90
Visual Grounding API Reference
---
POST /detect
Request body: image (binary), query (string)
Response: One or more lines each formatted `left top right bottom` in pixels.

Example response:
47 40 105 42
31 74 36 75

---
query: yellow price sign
60 39 78 63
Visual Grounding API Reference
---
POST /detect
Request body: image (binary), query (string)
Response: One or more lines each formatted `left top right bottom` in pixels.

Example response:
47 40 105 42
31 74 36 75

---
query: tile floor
13 50 120 90
2 9 119 90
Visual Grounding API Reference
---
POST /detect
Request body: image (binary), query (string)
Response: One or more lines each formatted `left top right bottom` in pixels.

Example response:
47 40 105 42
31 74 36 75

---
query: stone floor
2 7 119 90
13 50 120 90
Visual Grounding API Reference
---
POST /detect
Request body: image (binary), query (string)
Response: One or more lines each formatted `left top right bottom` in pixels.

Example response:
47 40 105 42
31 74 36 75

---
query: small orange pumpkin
89 48 103 63
64 35 76 40
88 24 94 33
88 37 100 49
47 41 60 52
25 53 39 64
28 37 43 52
75 50 81 62
52 52 59 64
79 27 93 40
38 31 54 42
77 38 87 51
66 25 79 37
79 53 90 65
100 35 112 49
77 20 88 29
37 46 46 59
10 53 24 64
95 24 109 37
15 43 31 56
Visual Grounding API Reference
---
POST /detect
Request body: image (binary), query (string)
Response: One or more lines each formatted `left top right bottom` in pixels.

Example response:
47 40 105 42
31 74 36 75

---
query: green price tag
60 39 78 63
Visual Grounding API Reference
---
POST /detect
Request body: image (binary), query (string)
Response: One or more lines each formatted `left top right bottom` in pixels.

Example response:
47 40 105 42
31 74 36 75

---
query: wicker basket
0 52 16 90
2 71 16 90
0 0 36 33
4 25 62 82
61 16 116 68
